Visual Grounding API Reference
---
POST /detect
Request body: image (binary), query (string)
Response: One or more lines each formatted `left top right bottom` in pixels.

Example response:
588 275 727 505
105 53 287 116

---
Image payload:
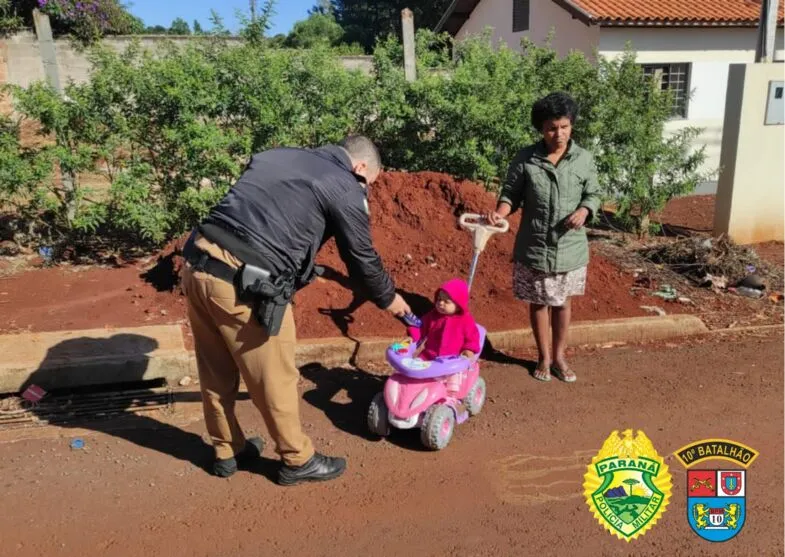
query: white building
436 0 785 178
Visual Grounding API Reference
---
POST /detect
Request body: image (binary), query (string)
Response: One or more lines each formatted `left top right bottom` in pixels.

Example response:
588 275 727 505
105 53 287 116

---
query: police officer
181 136 410 485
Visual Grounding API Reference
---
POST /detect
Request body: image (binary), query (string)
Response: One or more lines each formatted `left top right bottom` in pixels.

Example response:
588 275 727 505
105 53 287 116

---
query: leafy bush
5 80 113 241
0 113 53 233
366 30 708 234
4 37 375 246
32 0 142 44
2 28 707 252
0 0 24 36
588 53 708 235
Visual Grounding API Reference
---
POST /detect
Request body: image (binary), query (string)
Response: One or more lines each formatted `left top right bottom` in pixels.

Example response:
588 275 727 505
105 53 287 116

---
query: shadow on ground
17 334 216 475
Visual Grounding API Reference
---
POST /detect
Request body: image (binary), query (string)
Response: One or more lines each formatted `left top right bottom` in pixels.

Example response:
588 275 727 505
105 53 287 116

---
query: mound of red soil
297 171 649 338
0 172 653 340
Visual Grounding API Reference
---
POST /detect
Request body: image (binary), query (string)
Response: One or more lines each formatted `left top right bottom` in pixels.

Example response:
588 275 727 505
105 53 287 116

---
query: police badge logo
583 429 672 541
674 439 758 543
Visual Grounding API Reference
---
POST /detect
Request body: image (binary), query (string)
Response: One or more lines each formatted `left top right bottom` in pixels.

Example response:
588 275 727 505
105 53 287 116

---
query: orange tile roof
569 0 785 26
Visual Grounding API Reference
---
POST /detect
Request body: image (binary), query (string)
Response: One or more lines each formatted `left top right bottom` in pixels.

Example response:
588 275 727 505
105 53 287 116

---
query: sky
126 0 313 36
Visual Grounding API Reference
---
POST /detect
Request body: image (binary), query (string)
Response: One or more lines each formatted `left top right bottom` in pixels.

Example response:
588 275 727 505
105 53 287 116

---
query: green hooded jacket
498 140 601 273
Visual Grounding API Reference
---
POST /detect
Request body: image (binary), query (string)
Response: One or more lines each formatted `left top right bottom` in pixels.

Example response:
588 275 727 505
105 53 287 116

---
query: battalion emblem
674 438 757 543
687 469 746 541
583 429 672 541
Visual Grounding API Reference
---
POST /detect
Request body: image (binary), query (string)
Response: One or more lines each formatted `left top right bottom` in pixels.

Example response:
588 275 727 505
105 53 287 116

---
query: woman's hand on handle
485 211 503 226
485 202 512 226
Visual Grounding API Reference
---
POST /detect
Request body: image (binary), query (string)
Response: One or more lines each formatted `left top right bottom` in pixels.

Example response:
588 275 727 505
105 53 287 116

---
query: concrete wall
714 63 784 244
456 0 600 56
0 32 374 90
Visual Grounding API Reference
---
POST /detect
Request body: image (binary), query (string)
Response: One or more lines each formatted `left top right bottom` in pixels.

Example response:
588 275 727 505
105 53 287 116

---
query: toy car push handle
459 213 509 291
458 213 509 252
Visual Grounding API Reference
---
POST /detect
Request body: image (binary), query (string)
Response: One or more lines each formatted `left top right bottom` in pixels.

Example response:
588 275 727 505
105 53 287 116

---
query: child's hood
436 278 471 314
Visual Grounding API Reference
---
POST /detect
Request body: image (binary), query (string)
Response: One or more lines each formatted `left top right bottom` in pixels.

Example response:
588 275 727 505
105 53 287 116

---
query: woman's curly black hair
531 91 578 132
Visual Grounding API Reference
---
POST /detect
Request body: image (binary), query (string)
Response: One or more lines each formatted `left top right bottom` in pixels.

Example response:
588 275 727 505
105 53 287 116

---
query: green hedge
1 30 709 250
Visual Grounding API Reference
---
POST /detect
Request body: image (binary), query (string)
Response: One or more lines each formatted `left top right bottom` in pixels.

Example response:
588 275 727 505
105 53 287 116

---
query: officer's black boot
213 436 265 478
277 453 347 486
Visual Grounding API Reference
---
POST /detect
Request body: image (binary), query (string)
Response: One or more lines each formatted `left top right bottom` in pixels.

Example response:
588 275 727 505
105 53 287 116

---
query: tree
308 0 333 15
169 17 190 35
237 0 276 45
208 9 231 36
268 33 286 48
144 24 168 35
193 19 203 34
623 479 640 497
14 0 144 43
1 0 24 36
332 0 452 52
285 11 343 49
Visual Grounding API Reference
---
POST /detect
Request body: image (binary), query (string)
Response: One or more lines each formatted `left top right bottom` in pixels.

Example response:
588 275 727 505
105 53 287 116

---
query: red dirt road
0 331 781 556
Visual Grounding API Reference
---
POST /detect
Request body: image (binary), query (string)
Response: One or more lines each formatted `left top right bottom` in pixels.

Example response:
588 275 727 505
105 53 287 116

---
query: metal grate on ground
0 386 174 429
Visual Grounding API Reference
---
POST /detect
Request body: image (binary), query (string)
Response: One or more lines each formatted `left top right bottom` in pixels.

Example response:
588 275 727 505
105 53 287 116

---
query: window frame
640 62 692 120
513 0 530 33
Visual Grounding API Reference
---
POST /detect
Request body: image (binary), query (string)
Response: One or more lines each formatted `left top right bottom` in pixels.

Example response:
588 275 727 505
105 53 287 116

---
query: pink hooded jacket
406 278 481 361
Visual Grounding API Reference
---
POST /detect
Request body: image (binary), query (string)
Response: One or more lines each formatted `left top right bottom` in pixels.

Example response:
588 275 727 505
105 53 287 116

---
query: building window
513 0 530 32
641 63 691 119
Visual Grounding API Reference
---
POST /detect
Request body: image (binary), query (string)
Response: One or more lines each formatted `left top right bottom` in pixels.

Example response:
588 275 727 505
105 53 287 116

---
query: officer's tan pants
182 264 314 466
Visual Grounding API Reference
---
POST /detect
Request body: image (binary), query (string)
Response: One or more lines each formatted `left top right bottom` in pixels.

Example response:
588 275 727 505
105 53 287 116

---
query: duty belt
182 232 239 285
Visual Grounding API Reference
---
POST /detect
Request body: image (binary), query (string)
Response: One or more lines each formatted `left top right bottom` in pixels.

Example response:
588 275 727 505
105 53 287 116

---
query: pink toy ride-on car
366 325 487 450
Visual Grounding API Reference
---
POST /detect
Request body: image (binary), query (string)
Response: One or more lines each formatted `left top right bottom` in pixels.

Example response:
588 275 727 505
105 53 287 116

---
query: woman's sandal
533 365 552 382
551 366 577 383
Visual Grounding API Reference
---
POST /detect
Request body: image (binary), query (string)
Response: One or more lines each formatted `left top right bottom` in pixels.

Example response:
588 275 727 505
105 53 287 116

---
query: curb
292 314 709 367
0 325 190 394
0 315 708 394
485 314 709 352
702 323 784 335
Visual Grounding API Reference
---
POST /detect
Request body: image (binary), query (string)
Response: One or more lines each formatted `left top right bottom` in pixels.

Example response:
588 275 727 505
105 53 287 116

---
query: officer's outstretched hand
385 293 411 318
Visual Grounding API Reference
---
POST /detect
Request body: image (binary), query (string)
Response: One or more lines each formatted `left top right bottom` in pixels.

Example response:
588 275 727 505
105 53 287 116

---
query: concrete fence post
402 8 416 82
32 9 77 225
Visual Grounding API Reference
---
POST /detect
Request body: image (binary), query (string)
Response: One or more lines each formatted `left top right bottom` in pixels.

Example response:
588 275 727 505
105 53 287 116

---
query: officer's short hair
340 135 382 174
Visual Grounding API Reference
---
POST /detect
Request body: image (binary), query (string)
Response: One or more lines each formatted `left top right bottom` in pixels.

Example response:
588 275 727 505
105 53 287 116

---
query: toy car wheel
420 404 455 450
465 377 486 416
367 392 390 437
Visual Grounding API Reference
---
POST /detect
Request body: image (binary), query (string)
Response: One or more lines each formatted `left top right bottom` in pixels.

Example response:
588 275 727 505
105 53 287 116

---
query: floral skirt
513 262 587 307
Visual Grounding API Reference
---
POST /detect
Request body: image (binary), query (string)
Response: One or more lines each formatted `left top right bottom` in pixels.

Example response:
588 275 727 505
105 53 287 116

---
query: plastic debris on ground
652 285 678 301
731 286 764 299
38 246 54 265
700 273 728 291
21 384 47 403
737 273 766 290
640 305 667 316
70 438 85 450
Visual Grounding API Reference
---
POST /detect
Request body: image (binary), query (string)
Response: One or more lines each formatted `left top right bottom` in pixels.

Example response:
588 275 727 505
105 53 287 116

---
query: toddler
406 278 481 396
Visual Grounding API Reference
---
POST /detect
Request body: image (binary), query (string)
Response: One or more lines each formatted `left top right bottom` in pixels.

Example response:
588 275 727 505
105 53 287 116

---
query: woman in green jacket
486 92 601 383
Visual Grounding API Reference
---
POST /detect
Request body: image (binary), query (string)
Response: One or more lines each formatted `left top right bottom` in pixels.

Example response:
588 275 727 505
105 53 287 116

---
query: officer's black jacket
198 145 396 309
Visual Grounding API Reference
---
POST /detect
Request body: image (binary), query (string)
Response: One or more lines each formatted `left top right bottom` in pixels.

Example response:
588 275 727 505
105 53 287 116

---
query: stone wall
0 32 374 90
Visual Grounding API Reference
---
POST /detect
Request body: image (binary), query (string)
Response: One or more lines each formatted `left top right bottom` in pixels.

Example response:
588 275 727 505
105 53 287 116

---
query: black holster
236 264 294 336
